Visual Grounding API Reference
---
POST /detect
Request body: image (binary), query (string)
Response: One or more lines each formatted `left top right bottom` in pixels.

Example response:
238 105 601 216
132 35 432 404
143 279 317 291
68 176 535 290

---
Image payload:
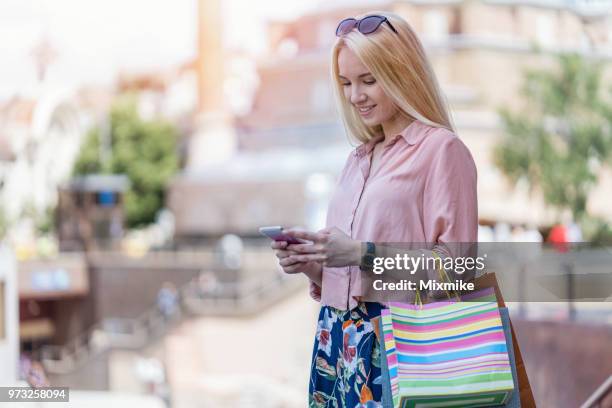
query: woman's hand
284 227 362 268
271 240 322 278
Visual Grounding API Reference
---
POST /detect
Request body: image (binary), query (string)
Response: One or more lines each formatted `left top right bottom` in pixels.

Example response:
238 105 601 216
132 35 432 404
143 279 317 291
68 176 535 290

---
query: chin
362 117 381 127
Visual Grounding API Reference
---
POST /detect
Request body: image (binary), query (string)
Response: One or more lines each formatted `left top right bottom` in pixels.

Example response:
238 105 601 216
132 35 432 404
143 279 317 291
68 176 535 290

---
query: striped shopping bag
381 287 515 408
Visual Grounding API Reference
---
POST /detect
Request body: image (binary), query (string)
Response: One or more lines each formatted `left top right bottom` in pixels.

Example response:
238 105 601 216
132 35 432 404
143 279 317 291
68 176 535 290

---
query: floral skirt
309 302 385 408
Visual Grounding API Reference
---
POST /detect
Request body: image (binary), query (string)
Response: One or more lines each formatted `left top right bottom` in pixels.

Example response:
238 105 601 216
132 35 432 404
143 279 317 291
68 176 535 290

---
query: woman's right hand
271 241 323 277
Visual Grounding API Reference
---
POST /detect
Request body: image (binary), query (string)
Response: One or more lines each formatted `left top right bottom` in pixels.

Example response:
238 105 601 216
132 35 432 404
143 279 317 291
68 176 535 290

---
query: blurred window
96 191 116 207
536 15 554 47
449 7 462 35
424 10 448 41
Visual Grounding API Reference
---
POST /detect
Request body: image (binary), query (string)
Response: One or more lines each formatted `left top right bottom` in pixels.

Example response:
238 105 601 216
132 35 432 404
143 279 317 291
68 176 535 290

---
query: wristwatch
360 241 376 271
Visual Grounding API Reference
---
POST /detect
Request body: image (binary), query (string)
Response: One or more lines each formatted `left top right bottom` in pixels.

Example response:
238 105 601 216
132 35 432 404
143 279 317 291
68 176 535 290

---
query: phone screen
259 226 307 244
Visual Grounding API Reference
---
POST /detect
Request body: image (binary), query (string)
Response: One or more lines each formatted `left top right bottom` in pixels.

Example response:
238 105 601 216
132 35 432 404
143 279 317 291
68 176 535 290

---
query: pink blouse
308 119 478 310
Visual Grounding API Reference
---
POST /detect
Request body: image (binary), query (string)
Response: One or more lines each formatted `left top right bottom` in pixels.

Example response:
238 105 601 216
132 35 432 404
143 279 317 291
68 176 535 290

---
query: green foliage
34 207 54 235
73 95 179 228
493 54 612 223
580 215 612 245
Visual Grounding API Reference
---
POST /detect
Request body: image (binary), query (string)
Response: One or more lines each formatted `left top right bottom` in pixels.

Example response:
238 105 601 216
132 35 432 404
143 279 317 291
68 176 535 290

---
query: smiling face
337 46 401 129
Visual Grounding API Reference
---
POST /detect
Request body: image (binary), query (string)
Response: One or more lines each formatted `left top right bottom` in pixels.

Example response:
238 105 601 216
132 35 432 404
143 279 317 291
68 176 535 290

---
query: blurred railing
35 271 305 374
580 375 612 408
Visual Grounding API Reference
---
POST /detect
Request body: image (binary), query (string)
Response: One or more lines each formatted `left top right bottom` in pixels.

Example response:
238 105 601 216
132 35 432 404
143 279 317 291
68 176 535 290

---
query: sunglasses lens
336 18 357 36
359 16 385 34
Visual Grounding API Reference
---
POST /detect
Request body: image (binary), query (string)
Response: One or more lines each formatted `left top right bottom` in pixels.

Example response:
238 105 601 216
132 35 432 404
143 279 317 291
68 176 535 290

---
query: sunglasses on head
335 15 398 37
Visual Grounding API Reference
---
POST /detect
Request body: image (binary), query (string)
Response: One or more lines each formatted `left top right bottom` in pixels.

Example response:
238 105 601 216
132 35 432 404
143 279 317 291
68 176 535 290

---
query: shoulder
420 125 474 163
421 125 463 150
416 124 477 178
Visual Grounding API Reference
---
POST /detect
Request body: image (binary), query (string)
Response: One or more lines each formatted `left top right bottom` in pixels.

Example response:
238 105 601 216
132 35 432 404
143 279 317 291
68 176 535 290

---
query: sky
0 0 321 101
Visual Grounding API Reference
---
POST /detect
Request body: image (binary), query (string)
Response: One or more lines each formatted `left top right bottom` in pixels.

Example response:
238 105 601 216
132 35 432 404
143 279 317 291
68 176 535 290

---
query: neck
381 113 414 142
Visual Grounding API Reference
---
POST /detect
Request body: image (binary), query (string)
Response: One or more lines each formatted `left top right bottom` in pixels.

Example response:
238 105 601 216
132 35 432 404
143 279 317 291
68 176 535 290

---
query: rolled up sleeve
422 135 478 297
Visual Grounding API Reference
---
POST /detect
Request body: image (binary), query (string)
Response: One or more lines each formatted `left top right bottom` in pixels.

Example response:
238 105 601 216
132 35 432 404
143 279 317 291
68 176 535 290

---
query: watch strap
360 241 376 270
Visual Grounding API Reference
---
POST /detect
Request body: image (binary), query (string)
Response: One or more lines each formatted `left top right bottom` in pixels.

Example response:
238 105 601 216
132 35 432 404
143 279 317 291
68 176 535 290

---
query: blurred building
116 62 198 133
169 0 612 239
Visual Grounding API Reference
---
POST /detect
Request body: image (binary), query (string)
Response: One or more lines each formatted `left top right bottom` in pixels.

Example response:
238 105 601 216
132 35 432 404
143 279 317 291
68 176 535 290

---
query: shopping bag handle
431 251 462 302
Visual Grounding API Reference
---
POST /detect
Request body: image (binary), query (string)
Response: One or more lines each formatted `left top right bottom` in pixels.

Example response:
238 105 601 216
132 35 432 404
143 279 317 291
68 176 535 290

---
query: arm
418 135 478 296
286 136 478 296
365 136 478 293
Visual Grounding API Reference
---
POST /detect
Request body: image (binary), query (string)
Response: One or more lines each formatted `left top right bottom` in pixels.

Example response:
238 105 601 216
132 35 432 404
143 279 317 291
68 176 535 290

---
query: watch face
366 242 376 255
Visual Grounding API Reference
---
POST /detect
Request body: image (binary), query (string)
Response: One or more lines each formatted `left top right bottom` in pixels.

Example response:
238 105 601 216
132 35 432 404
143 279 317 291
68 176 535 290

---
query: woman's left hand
285 227 362 268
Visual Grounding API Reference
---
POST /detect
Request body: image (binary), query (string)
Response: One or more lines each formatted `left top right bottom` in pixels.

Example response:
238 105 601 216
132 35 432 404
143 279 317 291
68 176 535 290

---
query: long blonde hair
331 11 454 144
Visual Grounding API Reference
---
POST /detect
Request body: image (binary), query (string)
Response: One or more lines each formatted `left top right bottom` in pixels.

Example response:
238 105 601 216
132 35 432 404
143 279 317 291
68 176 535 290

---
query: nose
349 85 367 105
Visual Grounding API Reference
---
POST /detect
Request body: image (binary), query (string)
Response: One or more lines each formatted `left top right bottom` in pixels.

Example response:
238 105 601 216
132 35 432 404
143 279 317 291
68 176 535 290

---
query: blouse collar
354 119 425 158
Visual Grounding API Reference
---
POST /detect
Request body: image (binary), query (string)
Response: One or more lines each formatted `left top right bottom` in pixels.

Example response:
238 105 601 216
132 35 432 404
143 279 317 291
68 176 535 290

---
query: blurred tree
20 201 53 235
73 96 179 228
35 207 54 235
494 53 612 223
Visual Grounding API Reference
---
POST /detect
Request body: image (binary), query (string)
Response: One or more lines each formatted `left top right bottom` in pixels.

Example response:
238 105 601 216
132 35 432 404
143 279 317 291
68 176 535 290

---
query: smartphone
259 226 309 245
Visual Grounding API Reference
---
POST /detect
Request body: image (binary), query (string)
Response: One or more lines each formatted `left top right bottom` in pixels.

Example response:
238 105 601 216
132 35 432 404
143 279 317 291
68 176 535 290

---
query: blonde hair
331 11 454 144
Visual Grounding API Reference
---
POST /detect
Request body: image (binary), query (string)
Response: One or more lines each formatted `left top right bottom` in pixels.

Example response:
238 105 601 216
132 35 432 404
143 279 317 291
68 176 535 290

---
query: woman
271 11 477 407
